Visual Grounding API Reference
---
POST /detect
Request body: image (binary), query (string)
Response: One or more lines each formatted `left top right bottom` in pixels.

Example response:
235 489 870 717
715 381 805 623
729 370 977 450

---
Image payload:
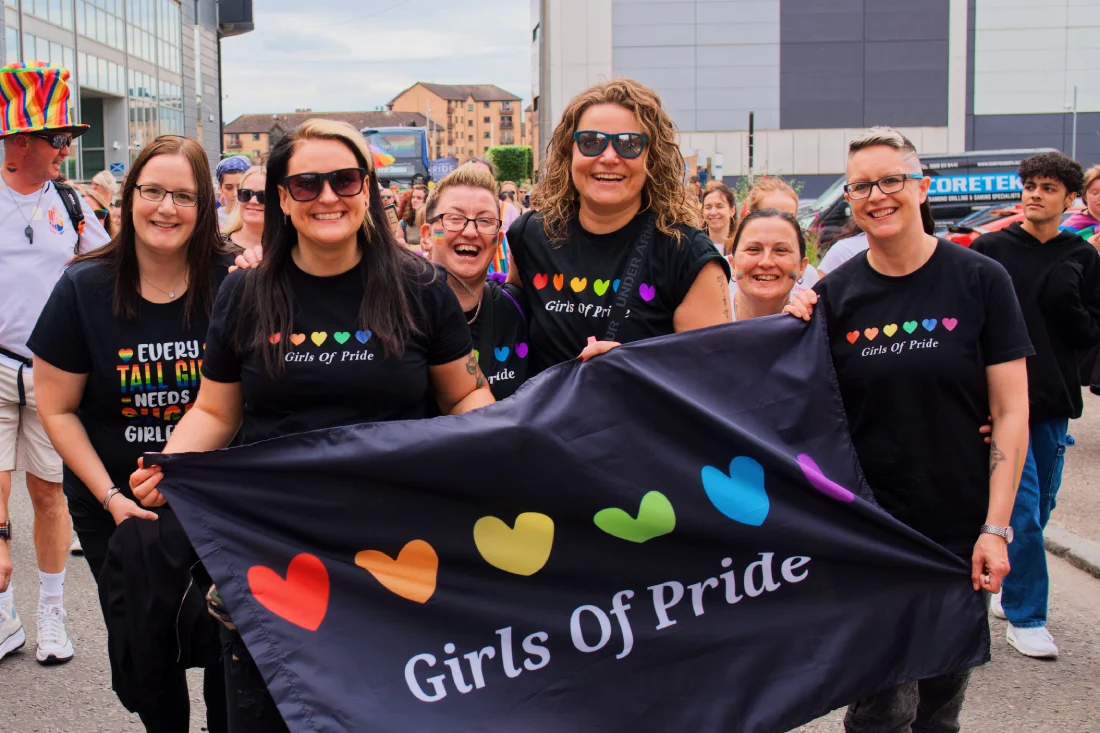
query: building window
467 103 473 111
483 116 490 123
468 135 473 142
468 120 473 127
532 24 539 42
483 102 490 108
483 132 490 139
252 133 260 141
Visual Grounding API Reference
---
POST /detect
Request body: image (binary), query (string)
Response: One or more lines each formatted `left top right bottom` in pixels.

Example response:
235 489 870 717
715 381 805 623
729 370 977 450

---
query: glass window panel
6 28 19 64
48 0 61 24
22 34 33 61
117 66 124 95
76 1 85 34
96 9 106 40
106 16 115 46
78 52 87 80
50 42 62 65
86 56 97 88
82 148 105 177
98 58 107 89
61 0 72 29
117 19 125 50
35 36 47 62
63 47 74 73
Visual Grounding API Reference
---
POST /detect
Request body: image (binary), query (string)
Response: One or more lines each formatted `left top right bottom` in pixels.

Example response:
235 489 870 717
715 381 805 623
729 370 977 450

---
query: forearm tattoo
718 273 730 321
466 353 486 389
989 438 1006 478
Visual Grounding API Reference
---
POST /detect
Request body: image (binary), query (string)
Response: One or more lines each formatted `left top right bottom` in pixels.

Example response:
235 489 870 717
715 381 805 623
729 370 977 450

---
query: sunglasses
281 168 368 202
92 208 109 222
237 188 266 205
32 133 73 149
572 130 649 159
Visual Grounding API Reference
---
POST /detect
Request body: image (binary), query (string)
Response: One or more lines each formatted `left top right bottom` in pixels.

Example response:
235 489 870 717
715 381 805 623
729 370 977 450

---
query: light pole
1065 85 1078 160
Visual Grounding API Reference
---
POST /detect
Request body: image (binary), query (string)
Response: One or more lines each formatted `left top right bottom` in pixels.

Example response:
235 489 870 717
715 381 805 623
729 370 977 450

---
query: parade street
4 396 1100 732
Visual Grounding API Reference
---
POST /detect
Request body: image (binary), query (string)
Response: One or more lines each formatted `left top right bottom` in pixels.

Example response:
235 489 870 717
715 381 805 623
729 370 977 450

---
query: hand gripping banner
154 315 990 733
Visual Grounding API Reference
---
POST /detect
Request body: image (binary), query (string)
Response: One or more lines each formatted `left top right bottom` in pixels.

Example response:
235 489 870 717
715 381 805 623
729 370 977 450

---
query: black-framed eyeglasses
572 130 649 159
31 133 73 149
92 208 109 222
281 168 368 202
430 213 503 236
843 174 925 200
237 188 266 205
135 184 199 207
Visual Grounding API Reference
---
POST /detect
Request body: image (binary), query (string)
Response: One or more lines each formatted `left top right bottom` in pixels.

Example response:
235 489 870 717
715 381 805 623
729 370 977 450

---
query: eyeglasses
430 213 503 236
237 188 266 205
92 208 109 222
843 174 925 200
31 133 73 149
134 184 199 207
572 130 649 159
281 168 368 202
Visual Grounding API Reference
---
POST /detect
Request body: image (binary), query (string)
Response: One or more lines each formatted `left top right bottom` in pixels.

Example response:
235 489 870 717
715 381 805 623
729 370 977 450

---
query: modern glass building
0 0 252 181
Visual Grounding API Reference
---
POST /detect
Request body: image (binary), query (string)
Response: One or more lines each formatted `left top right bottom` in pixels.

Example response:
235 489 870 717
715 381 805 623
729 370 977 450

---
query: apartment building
0 0 252 179
222 109 442 164
388 82 525 159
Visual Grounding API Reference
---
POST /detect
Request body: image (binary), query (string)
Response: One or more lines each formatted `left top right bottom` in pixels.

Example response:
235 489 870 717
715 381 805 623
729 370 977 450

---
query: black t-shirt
508 211 728 374
814 240 1034 556
468 280 529 400
201 258 472 444
27 259 231 496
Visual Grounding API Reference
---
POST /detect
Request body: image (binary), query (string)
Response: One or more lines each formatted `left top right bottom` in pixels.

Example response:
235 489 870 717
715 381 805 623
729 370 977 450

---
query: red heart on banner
247 553 329 631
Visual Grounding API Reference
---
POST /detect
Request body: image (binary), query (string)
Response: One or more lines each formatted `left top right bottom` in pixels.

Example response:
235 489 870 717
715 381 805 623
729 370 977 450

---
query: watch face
1006 526 1014 544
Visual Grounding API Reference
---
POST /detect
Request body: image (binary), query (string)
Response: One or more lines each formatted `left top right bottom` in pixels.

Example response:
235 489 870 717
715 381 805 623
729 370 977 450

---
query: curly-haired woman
399 183 428 247
506 79 730 372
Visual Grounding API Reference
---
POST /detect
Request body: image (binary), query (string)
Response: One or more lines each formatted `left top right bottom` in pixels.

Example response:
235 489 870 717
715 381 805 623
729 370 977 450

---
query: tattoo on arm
466 352 487 390
718 273 730 320
989 438 1007 478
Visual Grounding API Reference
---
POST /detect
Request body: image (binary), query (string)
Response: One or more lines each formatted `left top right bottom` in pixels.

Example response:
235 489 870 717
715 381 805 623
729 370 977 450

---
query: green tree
487 145 533 183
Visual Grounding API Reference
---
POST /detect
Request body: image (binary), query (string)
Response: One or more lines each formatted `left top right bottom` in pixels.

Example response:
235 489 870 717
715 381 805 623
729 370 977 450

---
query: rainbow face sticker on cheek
432 229 445 246
788 270 800 281
733 271 745 281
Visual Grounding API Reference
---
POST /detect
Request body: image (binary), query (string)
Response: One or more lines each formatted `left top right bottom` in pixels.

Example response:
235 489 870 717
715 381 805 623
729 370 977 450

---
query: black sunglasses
237 188 266 205
281 168 368 202
92 208 109 222
32 133 73 149
572 130 649 159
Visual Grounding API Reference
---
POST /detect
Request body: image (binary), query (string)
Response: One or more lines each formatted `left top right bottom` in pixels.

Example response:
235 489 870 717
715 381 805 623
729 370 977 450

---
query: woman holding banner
786 127 1032 731
129 119 494 731
506 79 731 372
30 135 232 731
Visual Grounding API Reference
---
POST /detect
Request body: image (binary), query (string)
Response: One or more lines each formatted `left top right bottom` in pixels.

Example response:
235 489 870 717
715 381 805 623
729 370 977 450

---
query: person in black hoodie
972 151 1100 659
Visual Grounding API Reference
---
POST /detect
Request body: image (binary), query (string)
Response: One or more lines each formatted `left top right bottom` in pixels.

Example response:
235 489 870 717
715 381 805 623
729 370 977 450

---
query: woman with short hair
506 78 730 372
787 127 1032 732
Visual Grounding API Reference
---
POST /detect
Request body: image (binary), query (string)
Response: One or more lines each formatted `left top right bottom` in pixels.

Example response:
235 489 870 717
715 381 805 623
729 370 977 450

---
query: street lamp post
1065 86 1079 160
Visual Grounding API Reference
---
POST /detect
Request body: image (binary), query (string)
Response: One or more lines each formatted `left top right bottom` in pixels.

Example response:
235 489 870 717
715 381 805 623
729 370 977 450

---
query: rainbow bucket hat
0 61 89 139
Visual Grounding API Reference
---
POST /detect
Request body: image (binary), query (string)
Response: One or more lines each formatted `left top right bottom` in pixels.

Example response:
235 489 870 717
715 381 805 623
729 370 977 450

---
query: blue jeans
1001 419 1073 629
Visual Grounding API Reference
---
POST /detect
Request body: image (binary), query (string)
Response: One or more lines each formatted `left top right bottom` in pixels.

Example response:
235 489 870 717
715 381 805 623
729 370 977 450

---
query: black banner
156 315 989 733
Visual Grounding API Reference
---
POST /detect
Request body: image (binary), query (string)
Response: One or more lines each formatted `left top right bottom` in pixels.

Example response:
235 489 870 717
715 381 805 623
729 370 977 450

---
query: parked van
801 148 1057 240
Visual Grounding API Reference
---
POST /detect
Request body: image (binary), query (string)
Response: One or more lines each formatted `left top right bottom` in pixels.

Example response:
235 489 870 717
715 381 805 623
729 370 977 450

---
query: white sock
0 584 12 607
39 570 65 607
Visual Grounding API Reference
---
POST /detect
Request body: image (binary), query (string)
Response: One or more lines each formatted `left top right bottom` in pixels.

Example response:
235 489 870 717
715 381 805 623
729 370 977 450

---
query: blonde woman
506 78 730 373
221 166 265 250
76 183 116 238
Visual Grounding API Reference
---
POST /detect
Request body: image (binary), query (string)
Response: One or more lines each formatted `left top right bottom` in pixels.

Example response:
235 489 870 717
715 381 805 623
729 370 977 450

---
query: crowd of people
0 58 1098 733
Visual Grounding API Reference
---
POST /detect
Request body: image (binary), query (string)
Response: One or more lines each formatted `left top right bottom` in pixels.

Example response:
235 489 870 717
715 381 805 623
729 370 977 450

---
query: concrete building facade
532 0 1099 195
388 82 526 160
0 0 251 181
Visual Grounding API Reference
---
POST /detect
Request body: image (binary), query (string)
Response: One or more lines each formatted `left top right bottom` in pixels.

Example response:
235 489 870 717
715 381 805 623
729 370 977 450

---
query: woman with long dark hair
128 119 493 732
30 135 232 731
507 78 730 371
702 182 737 254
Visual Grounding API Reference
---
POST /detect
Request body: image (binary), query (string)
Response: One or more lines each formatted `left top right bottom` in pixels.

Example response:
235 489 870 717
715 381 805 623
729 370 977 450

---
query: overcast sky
219 0 533 122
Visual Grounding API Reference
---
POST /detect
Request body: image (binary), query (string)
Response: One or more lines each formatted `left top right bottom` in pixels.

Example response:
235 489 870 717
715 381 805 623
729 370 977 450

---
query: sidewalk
1047 392 1100 579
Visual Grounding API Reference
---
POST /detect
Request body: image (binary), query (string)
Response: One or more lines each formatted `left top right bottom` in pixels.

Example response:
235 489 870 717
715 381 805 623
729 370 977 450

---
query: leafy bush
487 146 533 183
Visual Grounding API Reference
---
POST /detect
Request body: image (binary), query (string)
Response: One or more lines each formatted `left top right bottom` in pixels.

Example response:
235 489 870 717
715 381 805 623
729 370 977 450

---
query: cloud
221 0 532 121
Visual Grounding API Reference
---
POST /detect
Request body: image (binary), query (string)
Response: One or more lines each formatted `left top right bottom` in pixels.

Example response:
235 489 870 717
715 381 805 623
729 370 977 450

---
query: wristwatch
0 520 10 541
980 524 1014 544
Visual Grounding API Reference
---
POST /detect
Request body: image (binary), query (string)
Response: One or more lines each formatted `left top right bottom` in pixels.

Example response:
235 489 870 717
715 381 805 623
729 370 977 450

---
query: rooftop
223 109 443 134
391 82 522 104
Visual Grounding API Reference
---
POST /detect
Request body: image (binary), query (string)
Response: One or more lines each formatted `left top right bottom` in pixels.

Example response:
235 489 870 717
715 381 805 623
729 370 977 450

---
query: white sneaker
1006 624 1059 659
35 603 73 665
70 535 83 556
990 591 1006 619
0 599 26 661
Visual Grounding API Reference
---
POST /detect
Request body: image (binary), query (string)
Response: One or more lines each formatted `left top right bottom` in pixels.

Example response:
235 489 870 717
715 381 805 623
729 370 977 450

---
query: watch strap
0 520 10 541
980 524 1010 540
102 487 121 510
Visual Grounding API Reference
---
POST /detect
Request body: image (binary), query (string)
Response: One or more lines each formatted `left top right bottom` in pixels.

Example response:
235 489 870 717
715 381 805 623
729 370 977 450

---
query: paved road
4 464 1100 732
1053 391 1100 545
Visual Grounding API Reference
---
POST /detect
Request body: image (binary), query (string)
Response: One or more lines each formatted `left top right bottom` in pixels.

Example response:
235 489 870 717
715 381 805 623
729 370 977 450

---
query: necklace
5 182 48 244
141 271 187 300
467 294 483 325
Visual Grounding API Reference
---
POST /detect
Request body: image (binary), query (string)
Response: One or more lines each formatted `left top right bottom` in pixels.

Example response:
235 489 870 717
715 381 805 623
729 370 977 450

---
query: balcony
500 118 513 130
500 101 512 112
226 138 242 148
500 135 515 145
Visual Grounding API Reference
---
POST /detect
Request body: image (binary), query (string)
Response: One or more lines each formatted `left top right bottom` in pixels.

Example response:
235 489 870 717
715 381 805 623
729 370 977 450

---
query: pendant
24 225 33 244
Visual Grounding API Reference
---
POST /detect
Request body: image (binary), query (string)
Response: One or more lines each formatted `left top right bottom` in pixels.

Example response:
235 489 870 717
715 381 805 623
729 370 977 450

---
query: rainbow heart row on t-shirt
531 273 657 301
844 318 958 344
475 343 530 364
268 331 374 347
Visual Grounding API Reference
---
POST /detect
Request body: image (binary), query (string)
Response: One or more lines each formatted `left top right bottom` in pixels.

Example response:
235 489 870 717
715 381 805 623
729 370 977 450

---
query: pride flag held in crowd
156 316 989 733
